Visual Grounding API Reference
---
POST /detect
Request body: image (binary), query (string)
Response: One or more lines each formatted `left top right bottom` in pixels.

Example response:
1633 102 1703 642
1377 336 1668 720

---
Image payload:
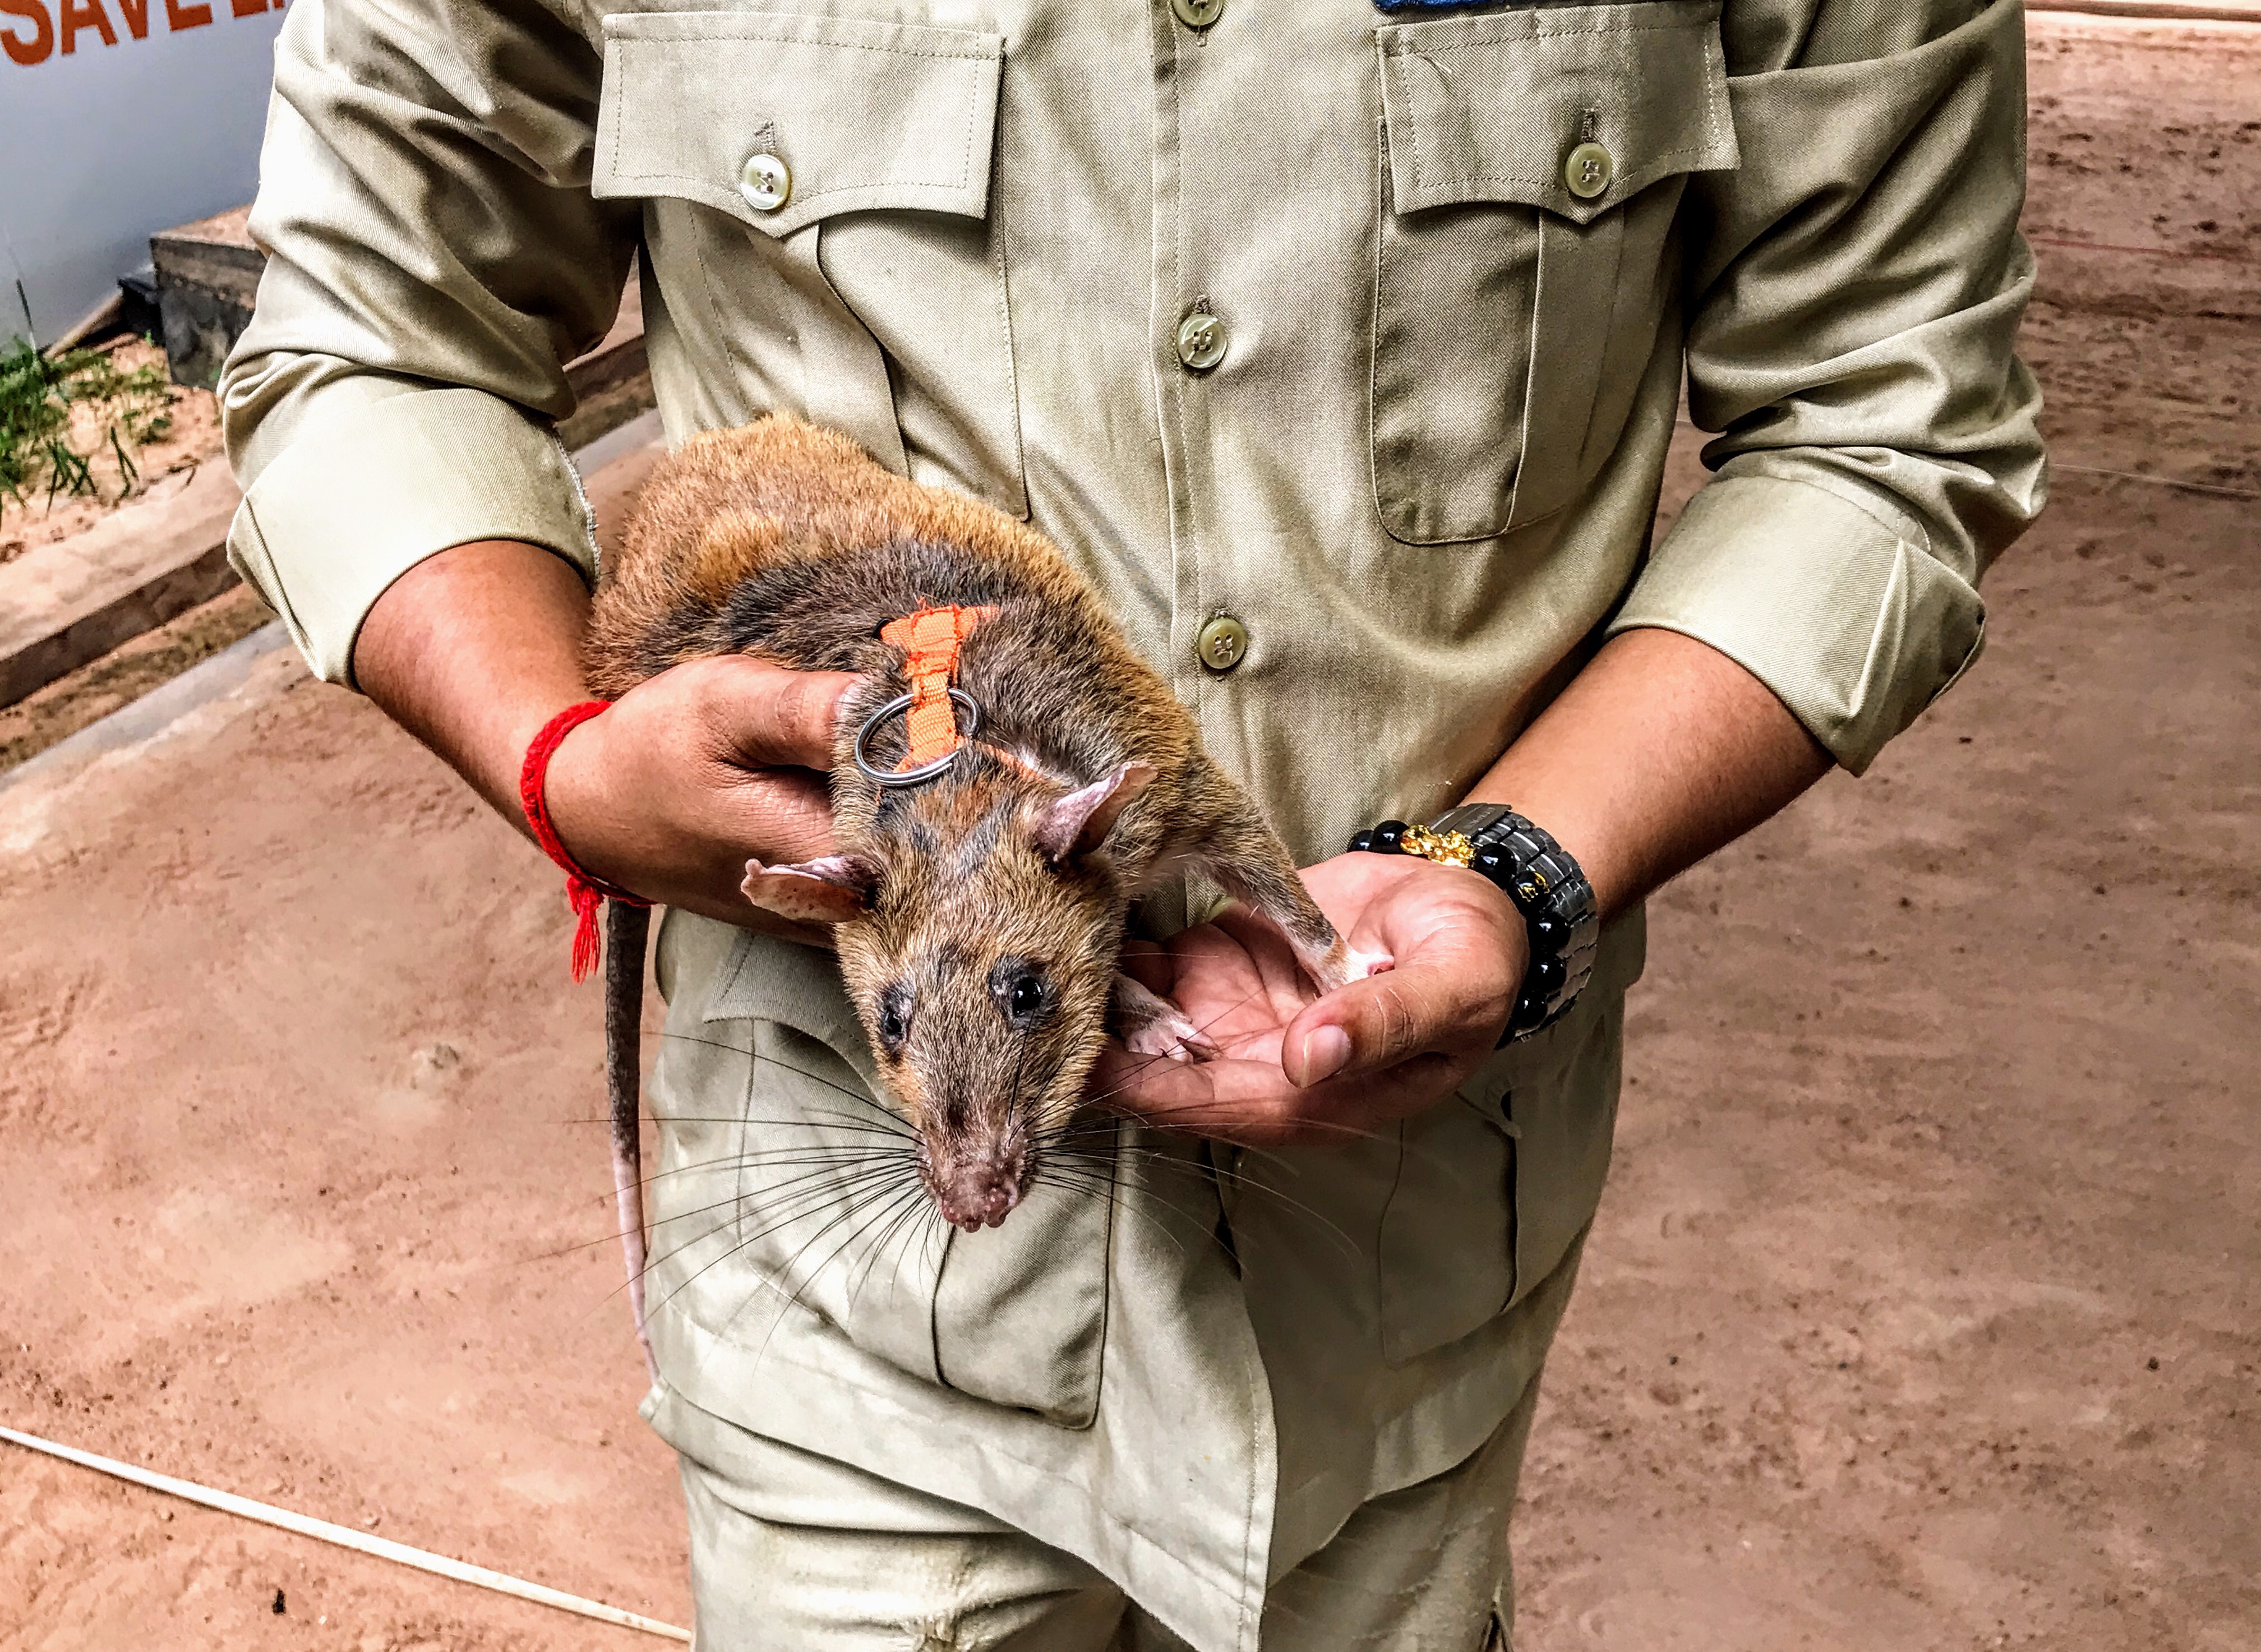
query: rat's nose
937 1159 1023 1233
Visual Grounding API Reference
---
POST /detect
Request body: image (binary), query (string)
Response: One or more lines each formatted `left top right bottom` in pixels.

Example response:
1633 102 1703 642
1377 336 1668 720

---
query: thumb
1280 956 1507 1088
695 657 859 771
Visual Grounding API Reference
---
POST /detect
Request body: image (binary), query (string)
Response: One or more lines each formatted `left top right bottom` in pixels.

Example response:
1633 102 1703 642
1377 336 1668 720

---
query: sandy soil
1 14 2255 1652
0 339 225 568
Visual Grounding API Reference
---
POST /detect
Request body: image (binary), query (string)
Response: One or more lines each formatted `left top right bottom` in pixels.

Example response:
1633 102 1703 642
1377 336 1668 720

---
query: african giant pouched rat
583 416 1386 1362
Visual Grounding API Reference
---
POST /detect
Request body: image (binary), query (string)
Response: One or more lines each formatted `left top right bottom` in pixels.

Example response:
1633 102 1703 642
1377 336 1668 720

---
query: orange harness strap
878 606 996 772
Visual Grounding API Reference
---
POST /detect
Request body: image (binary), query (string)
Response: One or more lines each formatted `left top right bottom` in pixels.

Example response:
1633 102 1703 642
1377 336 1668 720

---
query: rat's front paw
1343 947 1395 981
1111 973 1220 1064
1307 939 1396 994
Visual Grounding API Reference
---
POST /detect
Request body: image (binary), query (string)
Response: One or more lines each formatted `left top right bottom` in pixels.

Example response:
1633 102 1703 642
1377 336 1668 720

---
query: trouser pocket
1375 990 1625 1364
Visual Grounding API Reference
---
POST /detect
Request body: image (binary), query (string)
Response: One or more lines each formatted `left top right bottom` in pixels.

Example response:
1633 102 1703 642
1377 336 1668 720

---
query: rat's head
741 763 1152 1232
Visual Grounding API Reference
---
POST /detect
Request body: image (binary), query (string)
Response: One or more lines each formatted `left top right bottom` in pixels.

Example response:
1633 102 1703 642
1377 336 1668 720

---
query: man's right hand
353 538 853 931
543 654 852 925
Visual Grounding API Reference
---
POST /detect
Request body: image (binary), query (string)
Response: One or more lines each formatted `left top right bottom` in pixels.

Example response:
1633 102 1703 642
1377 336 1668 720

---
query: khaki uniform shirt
220 1 2043 1646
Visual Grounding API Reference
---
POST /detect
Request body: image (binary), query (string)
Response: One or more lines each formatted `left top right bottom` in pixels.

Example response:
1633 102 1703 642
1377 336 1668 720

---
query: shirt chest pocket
593 9 1028 518
1370 1 1737 546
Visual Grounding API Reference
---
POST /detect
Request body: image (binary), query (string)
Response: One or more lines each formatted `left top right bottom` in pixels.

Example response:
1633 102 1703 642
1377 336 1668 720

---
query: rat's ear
741 854 881 923
1032 764 1157 864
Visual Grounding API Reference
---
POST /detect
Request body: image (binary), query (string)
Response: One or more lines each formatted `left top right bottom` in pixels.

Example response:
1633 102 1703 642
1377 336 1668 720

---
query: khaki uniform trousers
644 1286 1568 1652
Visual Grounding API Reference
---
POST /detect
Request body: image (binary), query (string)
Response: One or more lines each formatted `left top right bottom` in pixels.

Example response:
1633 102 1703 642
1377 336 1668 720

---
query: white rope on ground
2030 2 2261 21
0 1423 691 1642
2052 464 2261 501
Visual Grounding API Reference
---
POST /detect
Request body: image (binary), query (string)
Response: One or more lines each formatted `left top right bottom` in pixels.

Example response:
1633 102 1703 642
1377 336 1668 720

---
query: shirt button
1563 141 1614 201
1176 309 1228 372
739 151 792 213
1197 614 1248 672
1170 0 1224 27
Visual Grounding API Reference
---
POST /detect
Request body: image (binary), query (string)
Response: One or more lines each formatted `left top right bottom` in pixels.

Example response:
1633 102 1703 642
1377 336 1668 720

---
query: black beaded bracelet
1350 804 1599 1043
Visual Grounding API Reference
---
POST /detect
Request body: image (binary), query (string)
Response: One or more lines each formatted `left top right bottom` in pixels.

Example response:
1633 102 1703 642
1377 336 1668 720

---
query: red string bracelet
519 700 651 982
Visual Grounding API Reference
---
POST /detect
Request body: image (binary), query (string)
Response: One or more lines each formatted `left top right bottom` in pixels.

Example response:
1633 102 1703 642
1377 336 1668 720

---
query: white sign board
1 0 285 345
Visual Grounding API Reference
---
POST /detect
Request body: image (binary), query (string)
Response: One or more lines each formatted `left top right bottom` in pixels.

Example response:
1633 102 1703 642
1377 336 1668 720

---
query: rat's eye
876 985 912 1053
989 958 1053 1028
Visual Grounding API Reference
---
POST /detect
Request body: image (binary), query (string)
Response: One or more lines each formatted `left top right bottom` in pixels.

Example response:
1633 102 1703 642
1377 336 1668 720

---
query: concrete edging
0 463 242 709
0 621 289 799
0 412 665 797
2032 2 2260 20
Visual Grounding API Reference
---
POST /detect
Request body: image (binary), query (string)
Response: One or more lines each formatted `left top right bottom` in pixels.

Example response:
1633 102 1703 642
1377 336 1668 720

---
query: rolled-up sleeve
1609 0 2047 773
220 0 637 686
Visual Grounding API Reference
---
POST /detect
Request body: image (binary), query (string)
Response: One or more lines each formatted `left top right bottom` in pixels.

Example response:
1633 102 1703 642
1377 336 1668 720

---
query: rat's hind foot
1111 973 1220 1063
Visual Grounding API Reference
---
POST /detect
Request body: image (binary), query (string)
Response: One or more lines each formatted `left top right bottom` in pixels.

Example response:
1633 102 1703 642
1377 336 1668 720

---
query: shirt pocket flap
594 10 1004 239
694 926 1107 1428
1377 0 1737 227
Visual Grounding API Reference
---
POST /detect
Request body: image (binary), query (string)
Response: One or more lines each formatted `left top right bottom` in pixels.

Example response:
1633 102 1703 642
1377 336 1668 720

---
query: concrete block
145 204 656 445
149 207 261 391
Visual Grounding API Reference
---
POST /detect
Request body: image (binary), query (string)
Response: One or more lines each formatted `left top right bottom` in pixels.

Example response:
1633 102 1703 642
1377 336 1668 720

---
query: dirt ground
1 12 2255 1651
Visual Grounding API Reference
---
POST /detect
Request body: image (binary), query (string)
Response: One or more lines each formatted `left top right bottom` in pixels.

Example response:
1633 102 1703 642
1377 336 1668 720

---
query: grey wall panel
0 2 287 344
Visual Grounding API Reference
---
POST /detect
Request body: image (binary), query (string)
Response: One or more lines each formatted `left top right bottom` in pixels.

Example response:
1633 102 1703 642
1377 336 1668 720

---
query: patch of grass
2 289 175 523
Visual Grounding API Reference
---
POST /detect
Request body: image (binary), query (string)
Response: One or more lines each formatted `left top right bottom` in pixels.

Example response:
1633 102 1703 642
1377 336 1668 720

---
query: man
220 0 2043 1645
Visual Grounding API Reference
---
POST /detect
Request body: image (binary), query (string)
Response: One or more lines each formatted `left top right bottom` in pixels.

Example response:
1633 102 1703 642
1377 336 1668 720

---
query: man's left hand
1088 852 1528 1146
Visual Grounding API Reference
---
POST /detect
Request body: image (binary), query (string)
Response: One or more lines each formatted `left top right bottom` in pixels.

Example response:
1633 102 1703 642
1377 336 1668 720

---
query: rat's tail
604 899 657 1381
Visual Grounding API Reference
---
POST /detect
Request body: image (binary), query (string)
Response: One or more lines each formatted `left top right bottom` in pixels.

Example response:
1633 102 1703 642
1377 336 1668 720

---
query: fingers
1281 971 1498 1085
1208 905 1318 1005
1280 920 1519 1087
1095 866 1520 1139
543 660 845 914
1278 968 1453 1086
1089 1041 1459 1148
730 768 840 866
691 657 859 772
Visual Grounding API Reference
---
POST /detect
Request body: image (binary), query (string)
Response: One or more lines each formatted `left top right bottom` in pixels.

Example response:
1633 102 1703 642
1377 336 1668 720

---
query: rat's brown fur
587 416 1373 1236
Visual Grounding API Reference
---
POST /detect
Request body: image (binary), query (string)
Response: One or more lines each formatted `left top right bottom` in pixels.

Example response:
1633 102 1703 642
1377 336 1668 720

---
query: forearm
353 532 850 929
1473 626 1832 922
353 539 596 835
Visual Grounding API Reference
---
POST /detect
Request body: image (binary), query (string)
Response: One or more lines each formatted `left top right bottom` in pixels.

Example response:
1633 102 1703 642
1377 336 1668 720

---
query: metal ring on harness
851 688 982 787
